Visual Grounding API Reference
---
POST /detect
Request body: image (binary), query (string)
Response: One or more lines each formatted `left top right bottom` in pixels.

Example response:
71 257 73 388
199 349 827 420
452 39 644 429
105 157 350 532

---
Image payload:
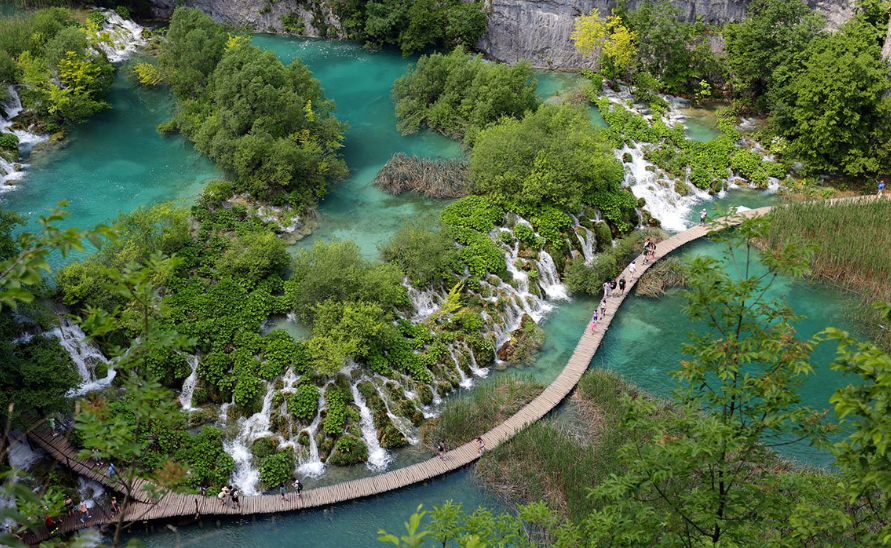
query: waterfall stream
297 391 326 478
224 383 275 495
350 383 391 471
178 355 200 411
96 9 146 62
51 320 116 397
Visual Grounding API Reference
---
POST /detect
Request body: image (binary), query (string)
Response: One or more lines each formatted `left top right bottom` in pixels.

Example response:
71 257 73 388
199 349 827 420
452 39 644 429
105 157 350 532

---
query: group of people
278 478 304 502
217 485 241 510
591 276 628 332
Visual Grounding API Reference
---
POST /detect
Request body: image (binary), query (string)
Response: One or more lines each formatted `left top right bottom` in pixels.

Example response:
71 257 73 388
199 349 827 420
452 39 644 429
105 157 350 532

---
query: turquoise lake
0 35 869 546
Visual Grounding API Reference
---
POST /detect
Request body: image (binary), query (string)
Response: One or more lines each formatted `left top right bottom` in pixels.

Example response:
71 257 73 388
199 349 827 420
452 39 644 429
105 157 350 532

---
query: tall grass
636 256 688 297
372 152 470 199
764 199 891 350
475 369 642 521
420 375 542 450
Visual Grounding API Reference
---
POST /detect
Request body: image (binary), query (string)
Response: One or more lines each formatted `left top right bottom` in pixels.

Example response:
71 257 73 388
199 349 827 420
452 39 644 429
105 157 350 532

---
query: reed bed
764 198 891 350
475 369 641 521
635 256 688 297
372 152 470 199
420 375 542 450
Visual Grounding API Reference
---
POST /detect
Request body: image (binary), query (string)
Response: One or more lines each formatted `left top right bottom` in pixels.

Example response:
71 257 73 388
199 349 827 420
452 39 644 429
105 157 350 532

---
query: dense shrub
380 223 461 287
323 387 349 435
393 47 539 143
176 427 235 492
259 451 293 488
288 383 320 422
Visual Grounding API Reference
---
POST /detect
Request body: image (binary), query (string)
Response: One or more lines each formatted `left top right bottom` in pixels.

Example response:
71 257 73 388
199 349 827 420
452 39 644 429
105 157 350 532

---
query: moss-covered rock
251 436 279 462
376 415 409 449
417 384 434 406
328 435 369 466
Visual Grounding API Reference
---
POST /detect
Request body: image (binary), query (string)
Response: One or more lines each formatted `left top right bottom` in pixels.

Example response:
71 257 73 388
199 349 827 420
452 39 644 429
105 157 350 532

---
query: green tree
724 0 825 109
469 104 625 213
392 46 539 143
216 230 289 285
769 18 891 176
572 9 637 79
159 6 228 98
379 223 460 288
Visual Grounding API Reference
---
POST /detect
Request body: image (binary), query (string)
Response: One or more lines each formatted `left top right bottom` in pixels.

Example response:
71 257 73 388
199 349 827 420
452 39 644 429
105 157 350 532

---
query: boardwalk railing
24 199 882 544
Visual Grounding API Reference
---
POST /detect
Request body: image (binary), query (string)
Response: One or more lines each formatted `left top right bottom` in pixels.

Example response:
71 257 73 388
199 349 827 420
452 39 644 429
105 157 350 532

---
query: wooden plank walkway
23 198 883 544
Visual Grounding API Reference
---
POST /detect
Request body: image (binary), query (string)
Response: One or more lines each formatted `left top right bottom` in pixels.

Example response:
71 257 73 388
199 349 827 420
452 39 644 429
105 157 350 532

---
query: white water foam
224 383 275 495
1 86 48 189
178 354 200 411
50 320 116 397
350 382 391 472
95 10 145 63
296 391 326 478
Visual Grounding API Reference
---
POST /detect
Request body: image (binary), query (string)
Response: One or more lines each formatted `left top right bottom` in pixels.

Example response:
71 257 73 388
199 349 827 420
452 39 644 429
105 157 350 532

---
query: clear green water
4 68 220 251
0 33 868 545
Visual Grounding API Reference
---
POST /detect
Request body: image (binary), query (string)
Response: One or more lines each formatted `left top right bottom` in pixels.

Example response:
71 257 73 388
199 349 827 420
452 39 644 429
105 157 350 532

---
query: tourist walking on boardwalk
600 300 606 318
700 209 707 225
293 478 303 499
78 502 91 523
880 180 886 196
590 319 598 333
618 277 626 294
438 440 445 460
231 488 240 511
280 484 286 502
110 496 119 518
609 279 617 296
603 281 611 299
629 260 637 278
643 238 651 263
219 486 230 507
647 240 656 262
477 437 485 455
48 416 56 437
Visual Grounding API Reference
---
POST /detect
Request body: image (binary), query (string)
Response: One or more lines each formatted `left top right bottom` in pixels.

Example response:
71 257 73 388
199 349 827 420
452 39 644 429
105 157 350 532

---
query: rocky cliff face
477 0 856 68
149 0 858 69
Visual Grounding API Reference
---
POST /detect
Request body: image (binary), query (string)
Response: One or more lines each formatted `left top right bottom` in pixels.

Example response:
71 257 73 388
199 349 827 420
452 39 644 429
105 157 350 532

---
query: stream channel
0 35 869 547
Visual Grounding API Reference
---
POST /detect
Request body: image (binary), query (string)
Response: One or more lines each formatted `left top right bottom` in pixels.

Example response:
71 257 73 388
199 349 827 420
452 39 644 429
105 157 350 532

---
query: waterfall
405 282 442 321
448 347 473 389
224 383 275 495
51 320 117 397
571 215 596 264
96 10 145 63
536 251 570 301
372 382 419 445
297 392 326 478
619 145 710 233
350 383 391 472
1 85 48 189
466 348 489 378
6 435 41 471
76 477 105 510
178 355 200 411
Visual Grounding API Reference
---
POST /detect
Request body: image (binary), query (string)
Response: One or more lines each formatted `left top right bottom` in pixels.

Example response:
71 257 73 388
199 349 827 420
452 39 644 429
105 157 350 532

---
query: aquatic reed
763 198 891 350
635 256 689 297
372 153 470 199
420 375 542 451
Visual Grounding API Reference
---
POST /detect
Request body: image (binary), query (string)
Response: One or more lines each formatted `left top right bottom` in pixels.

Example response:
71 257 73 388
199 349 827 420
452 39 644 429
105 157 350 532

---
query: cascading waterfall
178 355 200 411
372 382 419 445
224 383 275 495
350 383 391 471
96 10 145 63
466 347 488 378
535 251 570 301
619 145 710 232
1 86 48 188
77 477 105 510
447 347 472 389
296 392 326 478
6 435 40 471
51 320 116 397
405 282 442 321
570 215 597 264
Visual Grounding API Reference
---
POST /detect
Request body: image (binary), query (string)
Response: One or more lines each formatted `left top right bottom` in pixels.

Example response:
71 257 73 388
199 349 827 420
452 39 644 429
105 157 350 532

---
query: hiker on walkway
618 277 626 294
643 238 652 263
600 300 606 318
437 440 445 460
647 240 656 261
629 260 637 279
231 488 240 511
110 496 119 518
880 180 886 196
590 319 598 333
592 310 599 323
609 279 617 296
477 437 485 455
603 281 611 299
293 478 303 499
219 486 230 507
78 502 91 523
63 496 73 516
279 484 286 502
700 209 707 225
47 416 56 437
107 462 115 478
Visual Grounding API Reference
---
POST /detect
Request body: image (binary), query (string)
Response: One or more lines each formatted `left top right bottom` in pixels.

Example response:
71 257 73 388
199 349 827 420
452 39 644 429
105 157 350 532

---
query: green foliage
216 229 289 285
566 229 665 296
0 132 19 151
724 0 826 109
768 18 891 176
379 223 460 288
288 383 320 422
623 0 718 95
470 105 625 213
289 239 409 325
393 47 539 143
513 224 540 249
176 426 234 491
311 299 399 369
262 330 307 379
333 0 486 54
163 7 347 206
323 387 348 435
328 434 369 465
259 450 293 488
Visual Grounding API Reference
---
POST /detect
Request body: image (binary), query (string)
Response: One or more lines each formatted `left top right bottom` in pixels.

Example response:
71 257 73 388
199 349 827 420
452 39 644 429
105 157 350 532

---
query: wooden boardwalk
27 199 875 544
